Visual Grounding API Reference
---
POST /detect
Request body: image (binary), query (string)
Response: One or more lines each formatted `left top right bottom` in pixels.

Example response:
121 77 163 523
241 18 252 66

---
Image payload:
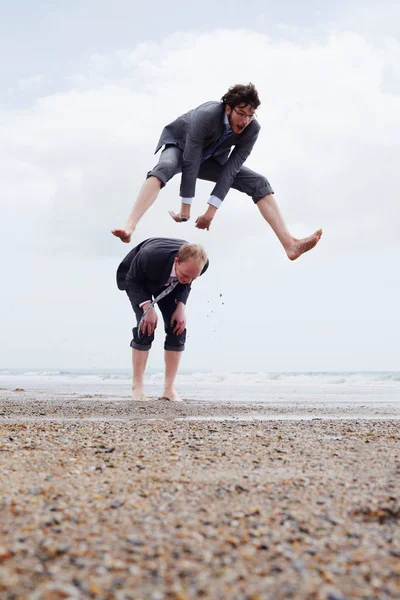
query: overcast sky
1 0 399 372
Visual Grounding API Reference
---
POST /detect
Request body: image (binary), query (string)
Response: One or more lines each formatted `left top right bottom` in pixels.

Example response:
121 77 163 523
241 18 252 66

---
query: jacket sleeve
125 250 153 307
179 108 212 198
175 284 191 305
210 129 259 202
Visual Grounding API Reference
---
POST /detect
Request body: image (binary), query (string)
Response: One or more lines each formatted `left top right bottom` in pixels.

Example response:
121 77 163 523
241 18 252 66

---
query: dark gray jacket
155 101 260 201
116 237 209 307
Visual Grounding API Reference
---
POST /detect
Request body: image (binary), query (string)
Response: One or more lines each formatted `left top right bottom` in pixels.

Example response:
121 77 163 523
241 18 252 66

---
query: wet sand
0 389 400 599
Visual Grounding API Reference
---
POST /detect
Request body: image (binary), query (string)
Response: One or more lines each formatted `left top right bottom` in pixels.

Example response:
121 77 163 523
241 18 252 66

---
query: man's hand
195 204 217 230
141 304 158 336
171 302 186 335
195 213 213 230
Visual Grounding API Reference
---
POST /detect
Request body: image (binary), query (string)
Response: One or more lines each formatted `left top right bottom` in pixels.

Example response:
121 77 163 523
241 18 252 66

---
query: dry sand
0 390 400 599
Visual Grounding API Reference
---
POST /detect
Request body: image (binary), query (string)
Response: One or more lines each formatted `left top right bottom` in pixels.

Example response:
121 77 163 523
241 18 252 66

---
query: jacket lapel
159 255 176 286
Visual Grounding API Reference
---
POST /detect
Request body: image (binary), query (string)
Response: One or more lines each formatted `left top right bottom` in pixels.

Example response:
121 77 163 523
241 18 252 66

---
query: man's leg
131 348 150 401
112 177 162 243
112 145 183 243
161 350 183 402
198 160 322 260
256 194 322 261
127 295 155 401
158 294 186 402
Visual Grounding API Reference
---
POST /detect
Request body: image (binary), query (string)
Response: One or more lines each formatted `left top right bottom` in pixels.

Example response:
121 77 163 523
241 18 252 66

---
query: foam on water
1 369 400 386
0 369 399 406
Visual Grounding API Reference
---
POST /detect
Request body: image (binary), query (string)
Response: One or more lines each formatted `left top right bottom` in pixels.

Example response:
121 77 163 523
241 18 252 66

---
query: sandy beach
1 387 400 599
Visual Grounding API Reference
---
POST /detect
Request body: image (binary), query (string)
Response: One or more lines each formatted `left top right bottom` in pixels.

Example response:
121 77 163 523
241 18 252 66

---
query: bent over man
117 237 208 402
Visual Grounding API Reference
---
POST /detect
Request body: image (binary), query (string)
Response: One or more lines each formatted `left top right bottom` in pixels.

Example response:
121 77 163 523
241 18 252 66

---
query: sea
1 369 399 406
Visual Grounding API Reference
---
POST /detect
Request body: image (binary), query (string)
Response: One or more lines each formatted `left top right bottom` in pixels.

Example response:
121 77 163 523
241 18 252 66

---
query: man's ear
225 104 231 117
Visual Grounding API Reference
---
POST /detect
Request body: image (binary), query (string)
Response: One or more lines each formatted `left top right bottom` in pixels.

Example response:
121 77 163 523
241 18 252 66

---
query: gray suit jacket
155 101 260 201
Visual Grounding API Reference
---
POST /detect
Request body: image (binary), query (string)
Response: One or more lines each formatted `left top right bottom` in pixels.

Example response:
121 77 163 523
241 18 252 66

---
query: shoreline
1 386 400 422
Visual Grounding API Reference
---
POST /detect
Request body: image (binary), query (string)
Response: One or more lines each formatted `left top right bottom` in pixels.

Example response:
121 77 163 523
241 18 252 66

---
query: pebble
0 405 399 598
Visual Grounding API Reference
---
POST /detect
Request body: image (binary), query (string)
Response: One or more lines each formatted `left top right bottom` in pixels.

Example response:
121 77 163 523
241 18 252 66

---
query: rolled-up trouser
126 286 186 352
147 144 274 203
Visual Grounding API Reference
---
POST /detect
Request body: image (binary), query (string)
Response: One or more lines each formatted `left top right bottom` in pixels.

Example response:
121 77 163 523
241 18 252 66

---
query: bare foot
168 211 190 223
111 228 134 243
159 388 182 402
286 229 323 261
132 388 148 401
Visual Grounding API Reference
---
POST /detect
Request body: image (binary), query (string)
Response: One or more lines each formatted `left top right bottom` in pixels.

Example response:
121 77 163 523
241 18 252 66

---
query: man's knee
147 148 181 188
147 161 178 188
146 175 163 188
252 177 274 204
232 168 274 203
130 327 154 351
164 327 186 352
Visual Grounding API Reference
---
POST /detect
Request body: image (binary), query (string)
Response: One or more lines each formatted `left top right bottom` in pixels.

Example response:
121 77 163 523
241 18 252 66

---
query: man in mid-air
112 83 322 260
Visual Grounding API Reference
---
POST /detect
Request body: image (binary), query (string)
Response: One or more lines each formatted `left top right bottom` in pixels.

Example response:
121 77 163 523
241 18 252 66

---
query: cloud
1 27 399 370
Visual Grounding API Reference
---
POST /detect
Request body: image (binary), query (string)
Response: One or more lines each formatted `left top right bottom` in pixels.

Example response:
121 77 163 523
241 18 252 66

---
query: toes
112 229 130 242
158 395 182 402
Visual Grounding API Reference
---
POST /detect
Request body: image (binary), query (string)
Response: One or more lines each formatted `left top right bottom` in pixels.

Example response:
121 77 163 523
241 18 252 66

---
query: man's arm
139 301 158 336
179 107 213 200
125 250 153 306
210 129 259 203
170 301 186 335
171 259 208 330
175 284 191 306
195 129 259 230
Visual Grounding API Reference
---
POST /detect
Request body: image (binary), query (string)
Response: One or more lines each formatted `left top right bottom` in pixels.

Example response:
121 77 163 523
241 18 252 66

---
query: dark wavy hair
221 83 260 110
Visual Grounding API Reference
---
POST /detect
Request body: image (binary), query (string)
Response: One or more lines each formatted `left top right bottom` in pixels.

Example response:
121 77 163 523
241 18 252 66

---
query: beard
228 112 245 133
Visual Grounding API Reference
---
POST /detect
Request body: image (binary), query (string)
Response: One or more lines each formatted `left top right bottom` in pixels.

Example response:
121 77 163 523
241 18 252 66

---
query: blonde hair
177 243 207 267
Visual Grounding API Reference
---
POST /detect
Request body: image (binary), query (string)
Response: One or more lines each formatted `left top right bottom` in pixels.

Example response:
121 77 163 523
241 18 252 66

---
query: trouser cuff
253 183 274 203
164 344 185 352
130 341 152 351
